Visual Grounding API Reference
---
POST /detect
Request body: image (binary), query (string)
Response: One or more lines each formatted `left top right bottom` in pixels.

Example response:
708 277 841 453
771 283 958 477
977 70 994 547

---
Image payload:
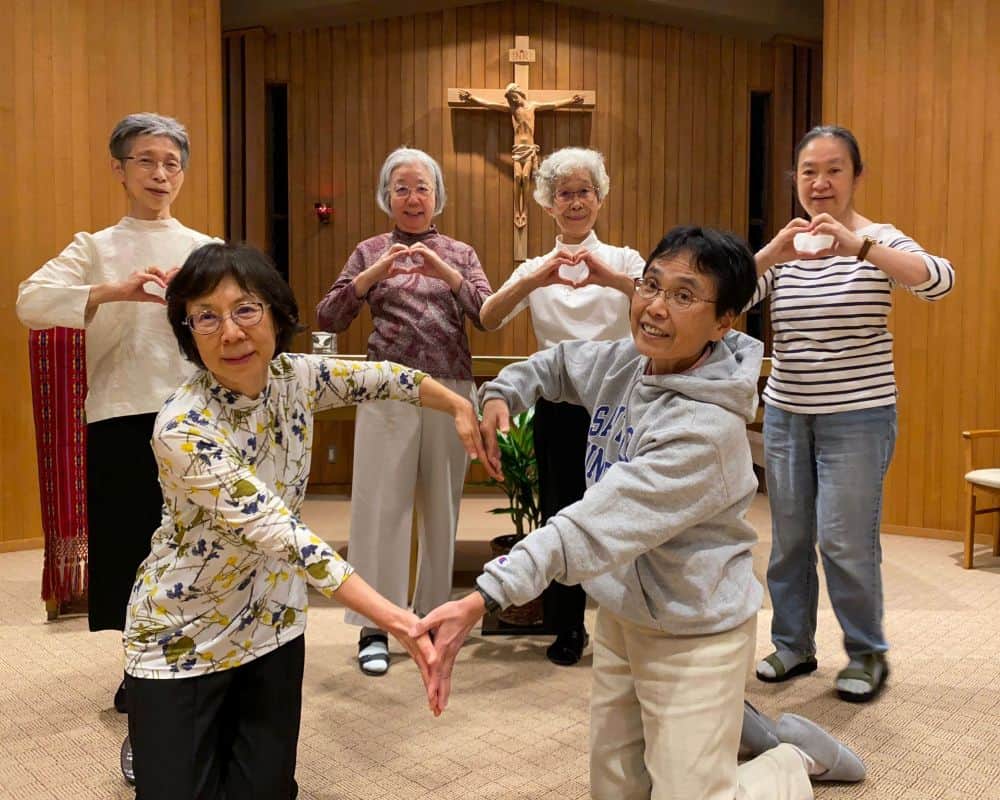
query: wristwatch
856 235 876 262
474 583 502 615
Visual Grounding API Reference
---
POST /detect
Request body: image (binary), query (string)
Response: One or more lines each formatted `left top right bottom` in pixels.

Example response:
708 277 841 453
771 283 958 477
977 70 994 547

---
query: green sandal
755 651 818 683
836 653 889 703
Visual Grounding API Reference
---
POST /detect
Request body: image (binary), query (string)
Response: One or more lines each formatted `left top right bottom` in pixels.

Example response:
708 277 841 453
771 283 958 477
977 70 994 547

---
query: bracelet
474 583 502 615
856 235 876 262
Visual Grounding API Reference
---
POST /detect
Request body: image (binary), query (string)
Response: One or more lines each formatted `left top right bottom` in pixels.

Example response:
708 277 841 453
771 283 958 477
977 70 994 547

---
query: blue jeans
763 403 897 659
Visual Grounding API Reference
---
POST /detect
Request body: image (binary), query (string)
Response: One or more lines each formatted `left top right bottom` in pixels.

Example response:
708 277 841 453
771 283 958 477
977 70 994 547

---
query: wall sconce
314 202 333 224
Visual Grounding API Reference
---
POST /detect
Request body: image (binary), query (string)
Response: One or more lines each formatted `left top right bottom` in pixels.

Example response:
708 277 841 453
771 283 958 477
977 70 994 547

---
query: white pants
343 378 475 628
589 609 813 800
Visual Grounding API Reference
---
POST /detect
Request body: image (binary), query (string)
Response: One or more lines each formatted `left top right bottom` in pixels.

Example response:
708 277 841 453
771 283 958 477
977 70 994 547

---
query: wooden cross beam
448 35 595 261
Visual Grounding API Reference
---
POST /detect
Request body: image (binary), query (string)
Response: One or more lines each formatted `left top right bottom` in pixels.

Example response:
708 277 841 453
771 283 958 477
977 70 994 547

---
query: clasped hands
403 398 514 716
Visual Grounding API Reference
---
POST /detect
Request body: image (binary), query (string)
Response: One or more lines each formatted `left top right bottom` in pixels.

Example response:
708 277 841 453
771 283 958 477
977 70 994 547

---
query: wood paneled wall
230 0 819 488
0 0 225 550
824 0 999 538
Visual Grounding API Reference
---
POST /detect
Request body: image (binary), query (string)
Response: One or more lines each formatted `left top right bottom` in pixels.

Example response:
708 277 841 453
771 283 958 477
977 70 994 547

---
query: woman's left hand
407 242 464 291
807 213 864 257
385 609 442 714
575 250 635 295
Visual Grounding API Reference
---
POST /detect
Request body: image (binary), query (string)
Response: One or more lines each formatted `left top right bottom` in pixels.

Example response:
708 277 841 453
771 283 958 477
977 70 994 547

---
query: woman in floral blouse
122 242 493 799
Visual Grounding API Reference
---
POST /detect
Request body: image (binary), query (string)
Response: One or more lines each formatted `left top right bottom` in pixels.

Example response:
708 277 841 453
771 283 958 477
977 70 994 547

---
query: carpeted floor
1 495 999 799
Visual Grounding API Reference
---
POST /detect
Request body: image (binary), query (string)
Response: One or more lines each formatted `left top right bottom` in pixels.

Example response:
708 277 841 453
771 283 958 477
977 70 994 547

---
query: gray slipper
740 700 780 759
776 713 866 782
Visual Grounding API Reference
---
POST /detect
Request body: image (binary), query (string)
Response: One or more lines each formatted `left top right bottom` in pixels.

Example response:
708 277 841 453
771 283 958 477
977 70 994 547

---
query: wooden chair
961 429 1000 568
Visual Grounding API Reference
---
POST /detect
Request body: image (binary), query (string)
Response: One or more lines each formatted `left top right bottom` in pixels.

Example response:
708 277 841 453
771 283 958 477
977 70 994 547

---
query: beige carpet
2 495 999 799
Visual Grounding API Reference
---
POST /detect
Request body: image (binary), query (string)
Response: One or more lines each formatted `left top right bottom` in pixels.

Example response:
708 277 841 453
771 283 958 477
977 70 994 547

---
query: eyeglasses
184 302 268 335
122 156 184 176
633 278 715 309
392 184 434 199
554 186 597 205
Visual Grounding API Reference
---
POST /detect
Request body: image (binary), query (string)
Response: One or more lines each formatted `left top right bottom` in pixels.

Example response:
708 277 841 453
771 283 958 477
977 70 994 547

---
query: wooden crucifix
448 35 595 260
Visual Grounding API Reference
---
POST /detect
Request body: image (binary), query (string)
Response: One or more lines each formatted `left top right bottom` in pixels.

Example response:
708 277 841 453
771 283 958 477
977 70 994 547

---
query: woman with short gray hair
479 146 645 666
316 146 492 676
17 112 216 722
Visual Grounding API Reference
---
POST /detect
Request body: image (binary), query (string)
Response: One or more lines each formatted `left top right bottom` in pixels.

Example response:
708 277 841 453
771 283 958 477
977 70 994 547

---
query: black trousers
86 413 162 632
533 398 589 634
126 636 305 800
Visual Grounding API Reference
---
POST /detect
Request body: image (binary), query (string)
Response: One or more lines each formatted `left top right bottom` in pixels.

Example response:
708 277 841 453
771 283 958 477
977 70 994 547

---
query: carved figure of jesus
458 82 584 228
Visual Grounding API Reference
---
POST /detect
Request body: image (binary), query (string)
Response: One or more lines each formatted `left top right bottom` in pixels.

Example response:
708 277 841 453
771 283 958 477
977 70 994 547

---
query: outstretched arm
456 89 509 111
534 93 585 112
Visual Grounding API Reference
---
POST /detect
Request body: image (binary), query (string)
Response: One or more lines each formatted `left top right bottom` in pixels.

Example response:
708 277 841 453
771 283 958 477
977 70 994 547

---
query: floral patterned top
123 354 425 679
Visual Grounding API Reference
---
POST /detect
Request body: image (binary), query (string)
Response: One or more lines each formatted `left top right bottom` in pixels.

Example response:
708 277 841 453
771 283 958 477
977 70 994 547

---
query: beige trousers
343 379 475 628
589 609 813 800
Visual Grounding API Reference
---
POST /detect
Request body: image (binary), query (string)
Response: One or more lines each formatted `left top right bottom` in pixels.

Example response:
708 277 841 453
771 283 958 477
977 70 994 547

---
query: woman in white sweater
16 114 217 712
478 147 644 665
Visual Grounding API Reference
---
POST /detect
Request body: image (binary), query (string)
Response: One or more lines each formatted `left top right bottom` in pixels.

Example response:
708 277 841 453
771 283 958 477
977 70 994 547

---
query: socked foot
755 650 818 683
777 713 867 782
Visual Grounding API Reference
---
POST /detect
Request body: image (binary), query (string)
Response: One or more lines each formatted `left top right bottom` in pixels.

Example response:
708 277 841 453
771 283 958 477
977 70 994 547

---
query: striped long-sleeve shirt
749 222 954 414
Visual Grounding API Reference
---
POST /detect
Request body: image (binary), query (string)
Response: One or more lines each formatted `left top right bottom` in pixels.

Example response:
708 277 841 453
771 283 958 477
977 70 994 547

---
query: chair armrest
962 429 1000 440
962 429 1000 474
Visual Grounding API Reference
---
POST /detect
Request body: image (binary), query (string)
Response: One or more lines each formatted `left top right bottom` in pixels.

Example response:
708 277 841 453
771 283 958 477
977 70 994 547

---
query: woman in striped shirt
751 126 954 702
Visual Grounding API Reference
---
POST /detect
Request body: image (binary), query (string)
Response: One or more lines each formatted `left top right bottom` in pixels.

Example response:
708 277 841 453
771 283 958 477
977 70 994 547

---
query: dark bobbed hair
793 125 864 177
167 242 302 369
643 226 758 318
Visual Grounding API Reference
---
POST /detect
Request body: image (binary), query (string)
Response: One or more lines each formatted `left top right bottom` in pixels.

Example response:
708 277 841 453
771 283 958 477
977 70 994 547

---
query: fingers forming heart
390 249 425 274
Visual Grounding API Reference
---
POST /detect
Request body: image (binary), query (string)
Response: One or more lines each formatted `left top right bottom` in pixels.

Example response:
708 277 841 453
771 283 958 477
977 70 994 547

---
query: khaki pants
589 609 813 800
344 379 475 627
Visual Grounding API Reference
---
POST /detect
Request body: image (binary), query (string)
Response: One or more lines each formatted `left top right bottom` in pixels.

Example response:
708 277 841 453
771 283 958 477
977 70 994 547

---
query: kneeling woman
122 243 492 799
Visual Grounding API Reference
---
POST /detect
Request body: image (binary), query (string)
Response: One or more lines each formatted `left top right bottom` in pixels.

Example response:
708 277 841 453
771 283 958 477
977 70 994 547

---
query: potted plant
480 407 545 625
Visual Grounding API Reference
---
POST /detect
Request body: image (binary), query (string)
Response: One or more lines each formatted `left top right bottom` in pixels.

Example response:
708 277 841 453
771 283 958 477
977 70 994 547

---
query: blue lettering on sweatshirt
586 404 634 481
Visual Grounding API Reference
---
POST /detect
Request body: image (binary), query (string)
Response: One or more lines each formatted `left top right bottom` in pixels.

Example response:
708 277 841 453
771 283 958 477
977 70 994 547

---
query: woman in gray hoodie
415 227 863 799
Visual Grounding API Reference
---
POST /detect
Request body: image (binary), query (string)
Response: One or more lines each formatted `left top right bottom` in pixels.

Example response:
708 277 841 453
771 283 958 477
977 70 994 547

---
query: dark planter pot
489 533 544 626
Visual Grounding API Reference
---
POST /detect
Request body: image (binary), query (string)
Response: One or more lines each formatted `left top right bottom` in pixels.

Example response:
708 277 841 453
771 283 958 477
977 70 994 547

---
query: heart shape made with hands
391 250 426 273
142 280 167 299
793 232 835 255
556 251 590 285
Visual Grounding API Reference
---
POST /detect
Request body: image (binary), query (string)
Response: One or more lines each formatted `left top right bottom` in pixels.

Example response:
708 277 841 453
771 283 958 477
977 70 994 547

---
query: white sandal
358 632 389 676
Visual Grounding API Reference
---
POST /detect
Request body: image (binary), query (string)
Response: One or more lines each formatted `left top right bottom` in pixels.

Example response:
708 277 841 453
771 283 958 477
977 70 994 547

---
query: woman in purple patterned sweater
316 147 493 675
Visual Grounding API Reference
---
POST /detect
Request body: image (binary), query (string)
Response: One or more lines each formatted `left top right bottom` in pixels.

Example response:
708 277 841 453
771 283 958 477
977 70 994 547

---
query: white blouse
16 216 218 423
495 231 646 349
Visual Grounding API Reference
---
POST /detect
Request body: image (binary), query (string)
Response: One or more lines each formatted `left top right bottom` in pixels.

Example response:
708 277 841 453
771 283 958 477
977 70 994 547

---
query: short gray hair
533 147 611 209
375 147 447 216
109 113 191 168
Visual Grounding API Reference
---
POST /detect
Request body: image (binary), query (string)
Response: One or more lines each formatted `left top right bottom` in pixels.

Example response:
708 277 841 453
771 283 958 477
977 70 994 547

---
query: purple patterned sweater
315 227 492 380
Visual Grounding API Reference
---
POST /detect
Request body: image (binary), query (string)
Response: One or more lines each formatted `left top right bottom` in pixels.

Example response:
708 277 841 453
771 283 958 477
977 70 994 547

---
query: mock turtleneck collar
553 229 600 254
391 225 439 246
118 216 183 231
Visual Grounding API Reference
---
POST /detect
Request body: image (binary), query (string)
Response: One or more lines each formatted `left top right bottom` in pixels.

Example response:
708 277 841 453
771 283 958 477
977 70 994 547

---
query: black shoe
114 679 127 714
546 627 589 666
120 735 135 785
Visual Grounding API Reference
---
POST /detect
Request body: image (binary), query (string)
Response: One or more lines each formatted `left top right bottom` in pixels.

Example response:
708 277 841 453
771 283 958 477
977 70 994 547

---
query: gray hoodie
477 330 764 636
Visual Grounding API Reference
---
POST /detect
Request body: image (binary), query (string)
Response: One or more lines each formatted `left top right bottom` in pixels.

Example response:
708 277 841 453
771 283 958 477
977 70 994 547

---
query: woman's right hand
479 398 511 478
527 249 579 290
756 217 813 273
353 243 411 297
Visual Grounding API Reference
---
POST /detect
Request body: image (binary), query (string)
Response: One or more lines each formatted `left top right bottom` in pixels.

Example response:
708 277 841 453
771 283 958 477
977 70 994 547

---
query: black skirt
86 413 162 632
